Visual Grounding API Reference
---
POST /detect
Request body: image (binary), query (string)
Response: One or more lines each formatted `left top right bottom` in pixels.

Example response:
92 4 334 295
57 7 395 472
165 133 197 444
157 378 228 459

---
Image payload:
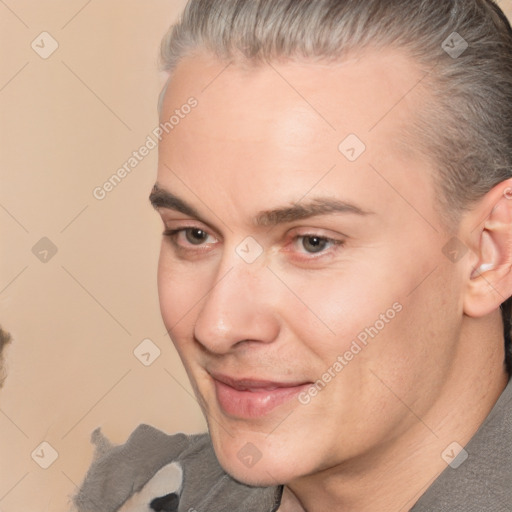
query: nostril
150 492 180 512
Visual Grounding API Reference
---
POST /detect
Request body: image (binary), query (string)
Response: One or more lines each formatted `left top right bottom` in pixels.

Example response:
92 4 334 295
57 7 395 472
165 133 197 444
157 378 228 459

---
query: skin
151 48 510 511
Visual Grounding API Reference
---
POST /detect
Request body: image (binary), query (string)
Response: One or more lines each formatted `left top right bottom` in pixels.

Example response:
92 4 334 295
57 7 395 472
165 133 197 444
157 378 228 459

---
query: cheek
332 262 463 404
279 244 457 373
279 259 402 355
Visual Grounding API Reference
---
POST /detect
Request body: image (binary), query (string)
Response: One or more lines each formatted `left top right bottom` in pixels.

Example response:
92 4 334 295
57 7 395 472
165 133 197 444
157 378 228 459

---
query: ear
464 179 512 318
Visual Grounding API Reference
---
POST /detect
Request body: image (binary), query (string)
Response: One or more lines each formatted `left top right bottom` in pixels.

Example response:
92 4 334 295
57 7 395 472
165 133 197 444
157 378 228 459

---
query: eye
293 235 342 255
183 228 209 245
299 236 331 253
163 227 217 248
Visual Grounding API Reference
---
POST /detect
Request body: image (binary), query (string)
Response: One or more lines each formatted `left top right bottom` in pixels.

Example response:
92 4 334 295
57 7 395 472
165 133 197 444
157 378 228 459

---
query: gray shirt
411 378 512 511
73 379 511 511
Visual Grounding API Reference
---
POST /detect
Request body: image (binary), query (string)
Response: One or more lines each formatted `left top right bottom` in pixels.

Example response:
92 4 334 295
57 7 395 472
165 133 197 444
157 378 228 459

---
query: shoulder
412 379 512 512
72 424 281 512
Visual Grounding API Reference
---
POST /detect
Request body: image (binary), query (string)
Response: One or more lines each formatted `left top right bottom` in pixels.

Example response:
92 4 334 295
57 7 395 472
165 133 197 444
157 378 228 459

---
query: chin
220 456 290 488
210 435 302 488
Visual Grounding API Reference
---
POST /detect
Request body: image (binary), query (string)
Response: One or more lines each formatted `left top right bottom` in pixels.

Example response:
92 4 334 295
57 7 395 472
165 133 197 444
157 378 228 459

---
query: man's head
151 0 512 489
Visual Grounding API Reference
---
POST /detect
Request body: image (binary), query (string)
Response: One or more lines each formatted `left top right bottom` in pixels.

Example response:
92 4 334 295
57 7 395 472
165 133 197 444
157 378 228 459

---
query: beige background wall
0 1 204 510
1 1 512 510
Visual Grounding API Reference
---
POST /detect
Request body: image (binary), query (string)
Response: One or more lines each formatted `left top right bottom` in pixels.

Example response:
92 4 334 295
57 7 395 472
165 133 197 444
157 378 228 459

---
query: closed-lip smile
209 371 311 418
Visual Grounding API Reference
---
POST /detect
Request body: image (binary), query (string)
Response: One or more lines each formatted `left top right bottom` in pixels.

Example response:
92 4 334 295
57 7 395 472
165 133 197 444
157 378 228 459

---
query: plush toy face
117 462 183 512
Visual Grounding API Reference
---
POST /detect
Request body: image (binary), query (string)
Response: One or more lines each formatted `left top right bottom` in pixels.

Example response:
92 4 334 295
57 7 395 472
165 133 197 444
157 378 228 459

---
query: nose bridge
193 250 279 352
209 259 255 311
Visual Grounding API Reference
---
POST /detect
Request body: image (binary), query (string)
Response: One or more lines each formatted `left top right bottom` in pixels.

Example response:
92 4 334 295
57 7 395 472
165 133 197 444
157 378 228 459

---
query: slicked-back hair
160 0 512 373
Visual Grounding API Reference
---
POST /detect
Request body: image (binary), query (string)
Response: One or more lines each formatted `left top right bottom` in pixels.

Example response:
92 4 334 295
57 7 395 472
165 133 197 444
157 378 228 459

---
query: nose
193 259 281 354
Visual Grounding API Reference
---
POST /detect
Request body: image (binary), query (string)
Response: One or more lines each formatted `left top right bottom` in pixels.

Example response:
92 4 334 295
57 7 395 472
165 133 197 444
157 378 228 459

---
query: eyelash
162 227 345 260
163 228 214 250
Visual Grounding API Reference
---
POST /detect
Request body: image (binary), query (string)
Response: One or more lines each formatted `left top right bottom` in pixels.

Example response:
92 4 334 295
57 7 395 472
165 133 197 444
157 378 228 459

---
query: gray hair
160 0 512 217
159 0 512 372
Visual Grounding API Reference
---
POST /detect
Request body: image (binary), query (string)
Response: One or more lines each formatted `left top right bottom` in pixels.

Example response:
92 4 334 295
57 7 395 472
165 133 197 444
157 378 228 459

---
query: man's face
154 49 466 485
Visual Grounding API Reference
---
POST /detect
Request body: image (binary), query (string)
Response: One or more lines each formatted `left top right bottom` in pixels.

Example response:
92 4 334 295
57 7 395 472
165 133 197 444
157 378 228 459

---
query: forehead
157 48 437 227
161 47 425 134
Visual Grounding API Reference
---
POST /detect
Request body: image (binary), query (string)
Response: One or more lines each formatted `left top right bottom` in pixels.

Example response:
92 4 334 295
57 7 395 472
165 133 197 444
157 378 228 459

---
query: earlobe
463 180 512 318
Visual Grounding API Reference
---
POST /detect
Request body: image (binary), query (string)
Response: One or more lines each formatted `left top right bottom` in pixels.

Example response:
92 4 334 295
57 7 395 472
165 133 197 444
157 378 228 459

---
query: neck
282 313 509 512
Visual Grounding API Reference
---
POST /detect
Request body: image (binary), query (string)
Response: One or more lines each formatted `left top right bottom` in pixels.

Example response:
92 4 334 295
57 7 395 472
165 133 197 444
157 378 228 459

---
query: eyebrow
149 183 201 219
149 183 373 226
256 198 372 226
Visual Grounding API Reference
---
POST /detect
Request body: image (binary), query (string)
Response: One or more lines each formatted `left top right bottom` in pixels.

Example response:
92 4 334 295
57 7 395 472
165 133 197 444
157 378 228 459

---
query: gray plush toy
117 462 182 512
71 424 282 512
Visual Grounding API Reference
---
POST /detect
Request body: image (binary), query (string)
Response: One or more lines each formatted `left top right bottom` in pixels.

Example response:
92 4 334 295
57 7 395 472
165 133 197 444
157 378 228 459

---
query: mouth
209 372 311 419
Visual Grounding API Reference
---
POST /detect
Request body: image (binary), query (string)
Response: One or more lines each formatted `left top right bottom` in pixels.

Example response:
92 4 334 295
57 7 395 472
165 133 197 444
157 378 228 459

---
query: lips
209 372 311 418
